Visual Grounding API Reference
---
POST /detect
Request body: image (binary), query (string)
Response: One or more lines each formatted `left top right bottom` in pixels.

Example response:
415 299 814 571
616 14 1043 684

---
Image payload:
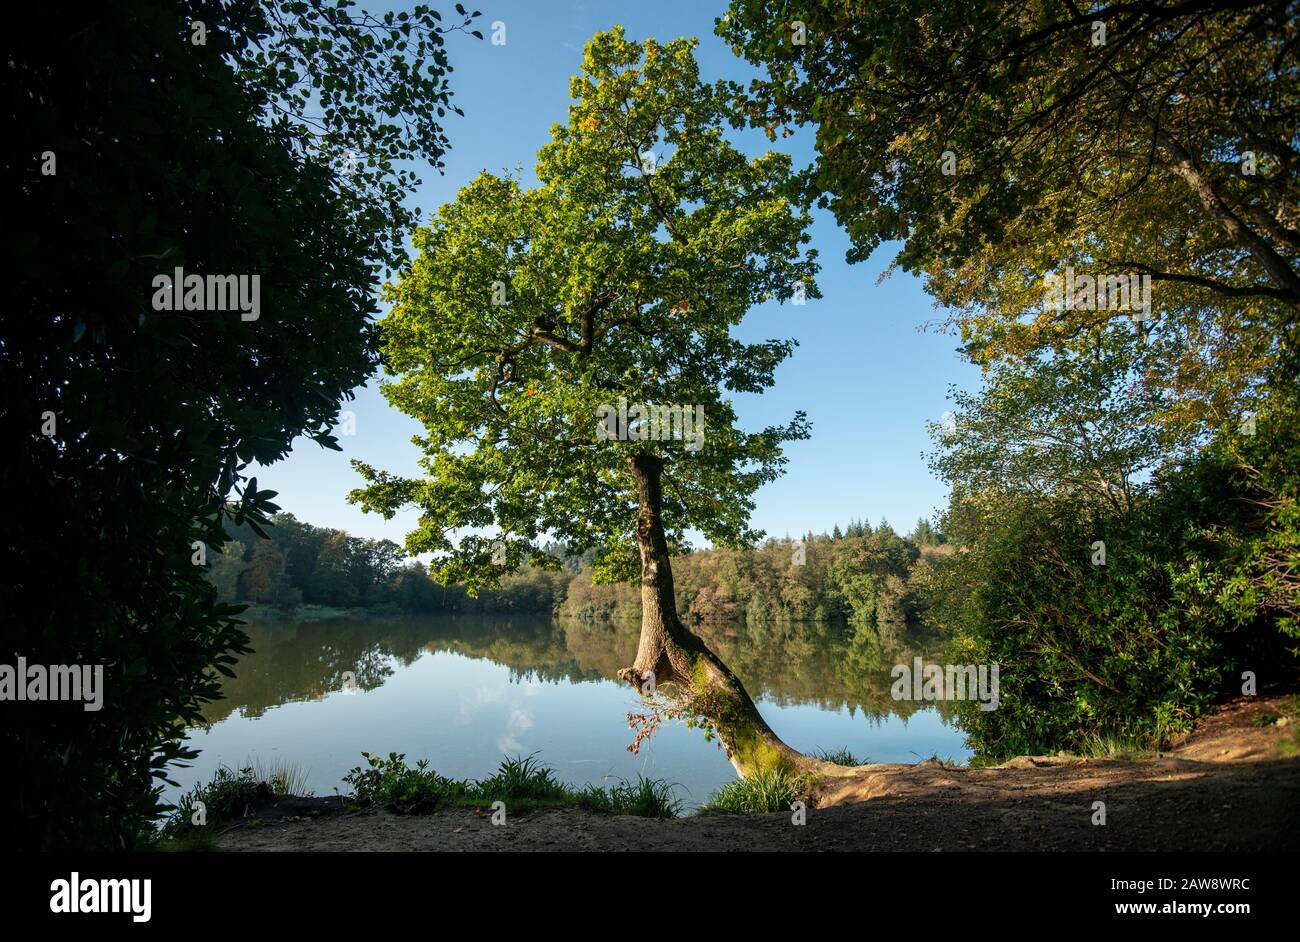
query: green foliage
721 3 1300 760
213 507 951 624
156 761 305 847
244 757 312 797
165 767 261 835
3 0 475 849
725 1 1298 764
909 518 943 547
573 776 685 819
929 331 1182 512
562 527 944 629
349 27 818 594
720 3 1299 411
214 512 572 615
812 747 866 766
1074 733 1160 760
927 370 1300 760
826 527 920 626
1202 379 1300 646
1266 697 1300 757
704 767 807 814
344 752 465 813
473 753 570 803
220 0 481 271
343 752 683 818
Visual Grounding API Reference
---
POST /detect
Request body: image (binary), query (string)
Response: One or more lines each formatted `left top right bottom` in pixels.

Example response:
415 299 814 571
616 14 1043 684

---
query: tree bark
1155 129 1300 307
616 453 824 778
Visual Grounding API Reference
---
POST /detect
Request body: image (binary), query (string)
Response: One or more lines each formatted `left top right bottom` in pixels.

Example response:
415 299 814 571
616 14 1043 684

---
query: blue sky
251 0 981 548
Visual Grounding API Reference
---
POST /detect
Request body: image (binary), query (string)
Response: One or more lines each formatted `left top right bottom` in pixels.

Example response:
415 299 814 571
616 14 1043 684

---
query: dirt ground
217 694 1300 852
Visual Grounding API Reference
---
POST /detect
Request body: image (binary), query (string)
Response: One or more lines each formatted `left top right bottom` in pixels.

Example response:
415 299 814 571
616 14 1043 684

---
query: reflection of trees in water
201 614 591 723
429 624 609 688
696 618 956 722
202 614 958 727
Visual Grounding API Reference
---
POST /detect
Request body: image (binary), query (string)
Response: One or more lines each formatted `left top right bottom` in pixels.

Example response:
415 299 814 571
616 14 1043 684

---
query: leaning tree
350 29 828 776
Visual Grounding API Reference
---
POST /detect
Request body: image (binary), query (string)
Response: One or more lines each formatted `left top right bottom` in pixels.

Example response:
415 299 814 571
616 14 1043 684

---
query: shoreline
212 694 1300 852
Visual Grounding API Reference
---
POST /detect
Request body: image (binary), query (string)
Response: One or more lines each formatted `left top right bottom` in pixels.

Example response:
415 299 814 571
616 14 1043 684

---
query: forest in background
9 1 1297 851
211 512 947 627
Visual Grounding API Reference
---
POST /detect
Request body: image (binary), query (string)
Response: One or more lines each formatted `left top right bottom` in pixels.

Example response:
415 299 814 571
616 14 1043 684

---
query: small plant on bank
1261 696 1300 756
154 761 307 850
343 752 466 813
1074 733 1159 760
576 776 685 819
814 747 867 766
474 754 570 804
344 751 684 818
246 757 312 797
703 767 810 814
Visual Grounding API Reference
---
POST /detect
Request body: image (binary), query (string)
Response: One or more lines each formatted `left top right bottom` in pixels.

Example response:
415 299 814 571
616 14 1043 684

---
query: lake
165 613 971 809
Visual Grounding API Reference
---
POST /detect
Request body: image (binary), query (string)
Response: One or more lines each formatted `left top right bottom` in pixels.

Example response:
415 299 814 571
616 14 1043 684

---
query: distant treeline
211 512 946 624
564 519 949 628
211 513 569 614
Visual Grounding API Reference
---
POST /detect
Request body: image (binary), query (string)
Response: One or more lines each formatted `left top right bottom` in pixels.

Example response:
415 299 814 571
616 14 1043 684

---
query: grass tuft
1074 733 1157 759
246 756 311 797
575 776 685 819
813 746 867 766
474 754 571 803
154 759 309 850
703 767 807 814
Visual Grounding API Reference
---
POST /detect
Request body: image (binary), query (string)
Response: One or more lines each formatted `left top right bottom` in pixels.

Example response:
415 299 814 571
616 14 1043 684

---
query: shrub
343 752 465 814
931 411 1299 762
343 752 683 818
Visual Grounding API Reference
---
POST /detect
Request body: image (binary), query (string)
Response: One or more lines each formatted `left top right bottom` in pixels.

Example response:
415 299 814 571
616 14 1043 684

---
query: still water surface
167 614 971 808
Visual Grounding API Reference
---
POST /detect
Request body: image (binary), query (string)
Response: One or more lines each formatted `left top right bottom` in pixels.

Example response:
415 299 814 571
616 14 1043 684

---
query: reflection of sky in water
166 629 971 810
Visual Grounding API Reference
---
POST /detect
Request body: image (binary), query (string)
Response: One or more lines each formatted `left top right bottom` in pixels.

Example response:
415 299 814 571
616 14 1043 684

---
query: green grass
813 746 868 766
1073 732 1159 759
1280 723 1300 758
905 750 967 767
343 752 684 818
702 767 809 814
575 776 685 819
474 753 571 804
245 757 311 797
342 752 461 813
1260 695 1300 756
153 759 309 850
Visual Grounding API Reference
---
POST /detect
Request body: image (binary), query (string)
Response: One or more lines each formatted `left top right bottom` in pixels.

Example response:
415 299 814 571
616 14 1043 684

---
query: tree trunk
1155 128 1300 306
616 453 823 778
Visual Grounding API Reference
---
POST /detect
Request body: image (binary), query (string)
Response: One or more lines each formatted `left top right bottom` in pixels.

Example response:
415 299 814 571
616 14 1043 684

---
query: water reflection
174 614 970 808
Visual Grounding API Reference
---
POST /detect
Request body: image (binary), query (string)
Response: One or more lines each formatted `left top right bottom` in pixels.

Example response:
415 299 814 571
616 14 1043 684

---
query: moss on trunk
617 454 830 778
